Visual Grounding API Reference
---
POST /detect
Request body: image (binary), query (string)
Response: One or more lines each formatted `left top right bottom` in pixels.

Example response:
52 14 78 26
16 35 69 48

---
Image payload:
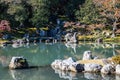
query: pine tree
75 0 103 24
30 0 50 27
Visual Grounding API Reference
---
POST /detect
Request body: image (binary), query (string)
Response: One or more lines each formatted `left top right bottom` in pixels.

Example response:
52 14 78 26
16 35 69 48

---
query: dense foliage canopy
0 0 85 28
0 0 120 37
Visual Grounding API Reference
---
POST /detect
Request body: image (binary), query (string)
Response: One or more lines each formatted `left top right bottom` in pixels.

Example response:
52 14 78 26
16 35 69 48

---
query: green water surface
0 42 120 80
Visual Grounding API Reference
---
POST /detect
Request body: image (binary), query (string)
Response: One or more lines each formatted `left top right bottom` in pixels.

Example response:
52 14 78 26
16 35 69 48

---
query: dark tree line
0 0 85 28
0 0 120 38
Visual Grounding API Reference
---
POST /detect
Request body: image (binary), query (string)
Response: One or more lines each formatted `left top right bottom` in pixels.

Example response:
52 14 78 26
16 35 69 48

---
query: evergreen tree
7 0 30 27
49 0 85 22
75 0 103 24
29 0 50 27
0 1 9 20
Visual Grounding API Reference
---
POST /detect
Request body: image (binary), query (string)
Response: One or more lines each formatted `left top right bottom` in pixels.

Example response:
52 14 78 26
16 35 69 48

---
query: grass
1 28 120 43
104 36 120 42
77 59 104 66
0 39 8 43
112 55 120 64
77 59 113 66
78 35 120 42
78 35 95 41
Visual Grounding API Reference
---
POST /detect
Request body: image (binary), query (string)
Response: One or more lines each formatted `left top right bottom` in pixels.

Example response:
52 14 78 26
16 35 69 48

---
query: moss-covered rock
112 55 120 64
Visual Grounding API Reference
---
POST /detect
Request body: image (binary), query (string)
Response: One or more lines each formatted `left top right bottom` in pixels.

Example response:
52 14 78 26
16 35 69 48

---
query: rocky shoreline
51 51 120 75
8 51 120 75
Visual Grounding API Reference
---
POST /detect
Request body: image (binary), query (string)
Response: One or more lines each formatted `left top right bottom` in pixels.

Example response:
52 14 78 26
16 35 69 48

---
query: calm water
0 42 120 80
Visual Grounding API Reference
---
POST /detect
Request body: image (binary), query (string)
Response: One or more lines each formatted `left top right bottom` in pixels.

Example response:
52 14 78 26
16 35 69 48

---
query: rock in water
116 64 120 74
76 64 84 72
84 63 102 72
101 64 115 74
9 57 29 69
82 51 93 60
68 63 84 72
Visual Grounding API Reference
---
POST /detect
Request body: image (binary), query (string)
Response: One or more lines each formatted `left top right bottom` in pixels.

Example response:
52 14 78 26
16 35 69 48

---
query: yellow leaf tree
94 0 120 37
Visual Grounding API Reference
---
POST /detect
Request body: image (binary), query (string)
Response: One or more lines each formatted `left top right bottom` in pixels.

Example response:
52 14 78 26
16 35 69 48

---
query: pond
0 42 120 80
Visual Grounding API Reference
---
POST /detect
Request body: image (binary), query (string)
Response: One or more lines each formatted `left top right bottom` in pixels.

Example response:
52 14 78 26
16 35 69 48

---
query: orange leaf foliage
0 20 11 31
93 0 120 17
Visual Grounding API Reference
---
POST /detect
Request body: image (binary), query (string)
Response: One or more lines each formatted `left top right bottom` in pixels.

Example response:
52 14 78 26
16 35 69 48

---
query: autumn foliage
0 20 11 32
94 0 120 18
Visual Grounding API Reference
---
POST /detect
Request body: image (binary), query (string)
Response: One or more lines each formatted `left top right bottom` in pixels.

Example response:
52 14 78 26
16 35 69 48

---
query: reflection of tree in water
65 43 77 54
0 55 11 67
1 43 120 66
90 43 118 58
64 43 82 60
38 43 47 53
9 67 64 80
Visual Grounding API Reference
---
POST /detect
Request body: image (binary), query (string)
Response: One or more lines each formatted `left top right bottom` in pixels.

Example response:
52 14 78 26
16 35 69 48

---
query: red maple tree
0 20 11 32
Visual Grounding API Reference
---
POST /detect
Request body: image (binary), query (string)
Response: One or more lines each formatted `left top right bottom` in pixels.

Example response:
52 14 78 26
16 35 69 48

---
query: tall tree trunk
111 17 117 37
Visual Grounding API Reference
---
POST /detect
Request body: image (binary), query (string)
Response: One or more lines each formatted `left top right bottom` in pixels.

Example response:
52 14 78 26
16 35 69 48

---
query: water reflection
52 66 77 80
52 67 119 80
84 72 102 80
101 74 115 80
0 56 10 67
0 42 120 66
116 75 120 80
65 42 77 54
8 67 65 80
0 42 120 80
10 70 24 80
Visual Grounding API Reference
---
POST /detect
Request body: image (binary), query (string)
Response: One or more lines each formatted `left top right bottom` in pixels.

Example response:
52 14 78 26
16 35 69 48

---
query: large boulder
9 57 29 69
60 62 69 71
62 57 75 65
82 51 93 60
84 63 102 72
116 64 120 74
68 62 84 72
75 63 84 72
101 64 115 74
51 57 75 71
51 57 84 72
51 59 62 69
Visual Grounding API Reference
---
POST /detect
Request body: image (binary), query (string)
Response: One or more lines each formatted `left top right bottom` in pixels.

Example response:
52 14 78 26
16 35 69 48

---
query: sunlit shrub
112 55 120 64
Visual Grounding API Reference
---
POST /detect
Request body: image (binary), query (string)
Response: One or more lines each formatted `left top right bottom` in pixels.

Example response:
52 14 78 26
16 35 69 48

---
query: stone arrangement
51 50 120 75
9 56 29 69
51 57 84 72
82 50 93 60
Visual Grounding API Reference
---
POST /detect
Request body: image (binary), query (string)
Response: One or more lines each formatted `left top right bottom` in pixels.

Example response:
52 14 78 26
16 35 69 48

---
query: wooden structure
29 37 58 43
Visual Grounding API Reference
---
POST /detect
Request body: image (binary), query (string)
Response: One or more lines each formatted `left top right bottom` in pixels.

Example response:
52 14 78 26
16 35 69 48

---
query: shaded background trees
29 0 50 27
0 0 120 38
75 0 103 24
0 0 85 28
